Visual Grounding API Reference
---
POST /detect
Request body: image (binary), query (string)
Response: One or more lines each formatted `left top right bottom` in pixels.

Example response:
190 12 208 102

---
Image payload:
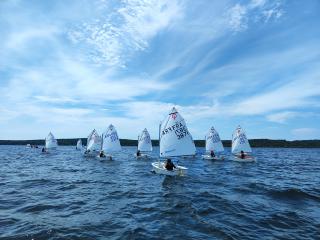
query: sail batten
205 127 224 153
138 128 152 152
160 107 196 157
231 126 252 154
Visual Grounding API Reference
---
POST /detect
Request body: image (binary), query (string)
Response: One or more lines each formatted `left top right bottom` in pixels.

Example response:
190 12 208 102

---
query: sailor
210 150 215 157
240 150 245 159
99 151 106 158
136 150 141 156
165 159 176 171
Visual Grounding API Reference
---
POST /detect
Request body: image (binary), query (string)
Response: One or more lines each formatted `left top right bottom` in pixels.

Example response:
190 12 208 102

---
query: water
0 146 319 240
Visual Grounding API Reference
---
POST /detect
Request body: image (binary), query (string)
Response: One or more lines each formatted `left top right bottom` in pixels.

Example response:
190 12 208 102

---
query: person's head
167 159 171 163
240 150 244 154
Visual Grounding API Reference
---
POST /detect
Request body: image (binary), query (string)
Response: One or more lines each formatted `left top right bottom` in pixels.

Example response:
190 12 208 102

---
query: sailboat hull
151 162 187 176
233 156 256 162
135 153 149 159
96 154 112 160
202 155 224 160
83 150 100 158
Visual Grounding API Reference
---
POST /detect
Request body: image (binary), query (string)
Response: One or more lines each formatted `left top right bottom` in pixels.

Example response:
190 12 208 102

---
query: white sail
138 128 153 152
205 127 224 153
231 125 252 154
45 132 58 149
76 139 82 149
102 124 121 153
160 107 196 157
86 129 101 151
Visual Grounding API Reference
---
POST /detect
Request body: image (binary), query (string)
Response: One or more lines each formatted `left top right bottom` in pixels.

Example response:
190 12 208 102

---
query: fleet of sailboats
32 108 256 175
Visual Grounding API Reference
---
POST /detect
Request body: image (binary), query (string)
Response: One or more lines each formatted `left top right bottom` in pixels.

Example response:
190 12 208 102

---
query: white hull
151 162 187 176
135 153 149 159
182 155 196 159
96 154 112 160
83 150 100 158
202 155 224 160
233 156 256 162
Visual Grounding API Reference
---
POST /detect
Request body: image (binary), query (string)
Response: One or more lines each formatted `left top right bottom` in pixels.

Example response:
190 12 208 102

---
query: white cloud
266 111 298 123
230 73 320 115
68 0 182 67
228 3 248 32
227 0 284 32
291 128 320 140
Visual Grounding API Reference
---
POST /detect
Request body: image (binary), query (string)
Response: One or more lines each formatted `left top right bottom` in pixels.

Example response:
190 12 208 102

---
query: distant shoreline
0 139 319 148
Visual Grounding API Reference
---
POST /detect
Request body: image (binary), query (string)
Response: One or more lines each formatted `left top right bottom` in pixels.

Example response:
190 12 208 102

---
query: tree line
0 139 319 148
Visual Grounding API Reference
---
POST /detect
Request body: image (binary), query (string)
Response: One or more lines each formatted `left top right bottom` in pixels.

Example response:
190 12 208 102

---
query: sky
0 0 319 140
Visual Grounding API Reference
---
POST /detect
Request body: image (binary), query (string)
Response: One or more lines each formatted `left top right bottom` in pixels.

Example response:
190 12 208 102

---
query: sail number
207 133 221 143
106 132 119 142
233 133 246 144
162 122 189 140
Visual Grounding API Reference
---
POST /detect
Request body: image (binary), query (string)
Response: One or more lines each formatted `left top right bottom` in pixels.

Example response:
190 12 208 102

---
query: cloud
229 72 320 115
227 0 284 32
291 128 320 140
68 0 183 67
266 111 298 123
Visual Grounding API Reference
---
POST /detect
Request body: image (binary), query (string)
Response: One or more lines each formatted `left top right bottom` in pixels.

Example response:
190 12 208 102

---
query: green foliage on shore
0 138 319 148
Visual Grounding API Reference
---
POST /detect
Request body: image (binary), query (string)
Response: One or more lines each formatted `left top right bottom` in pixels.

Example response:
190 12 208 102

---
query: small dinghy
99 124 121 160
151 107 196 176
231 126 256 162
76 139 83 150
135 128 152 159
152 162 187 176
83 129 101 157
202 126 225 160
43 132 58 153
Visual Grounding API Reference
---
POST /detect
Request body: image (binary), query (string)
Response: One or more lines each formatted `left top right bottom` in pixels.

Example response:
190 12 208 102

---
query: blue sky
0 0 319 140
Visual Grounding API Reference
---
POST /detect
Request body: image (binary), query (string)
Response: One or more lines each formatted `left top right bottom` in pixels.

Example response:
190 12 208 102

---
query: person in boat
240 150 245 159
210 150 215 157
41 147 46 153
99 151 106 158
136 150 141 156
165 159 176 171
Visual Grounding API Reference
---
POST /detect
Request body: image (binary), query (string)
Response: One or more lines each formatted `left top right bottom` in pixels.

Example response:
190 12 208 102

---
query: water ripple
0 146 319 239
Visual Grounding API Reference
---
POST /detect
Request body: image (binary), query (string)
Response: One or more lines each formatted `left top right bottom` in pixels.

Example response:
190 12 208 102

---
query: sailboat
202 126 224 160
152 107 196 176
83 129 102 157
232 125 255 162
135 128 153 159
44 132 58 152
76 139 83 150
99 124 121 160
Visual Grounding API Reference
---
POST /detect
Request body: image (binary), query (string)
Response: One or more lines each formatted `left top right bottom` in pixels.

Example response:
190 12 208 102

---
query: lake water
0 146 319 239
